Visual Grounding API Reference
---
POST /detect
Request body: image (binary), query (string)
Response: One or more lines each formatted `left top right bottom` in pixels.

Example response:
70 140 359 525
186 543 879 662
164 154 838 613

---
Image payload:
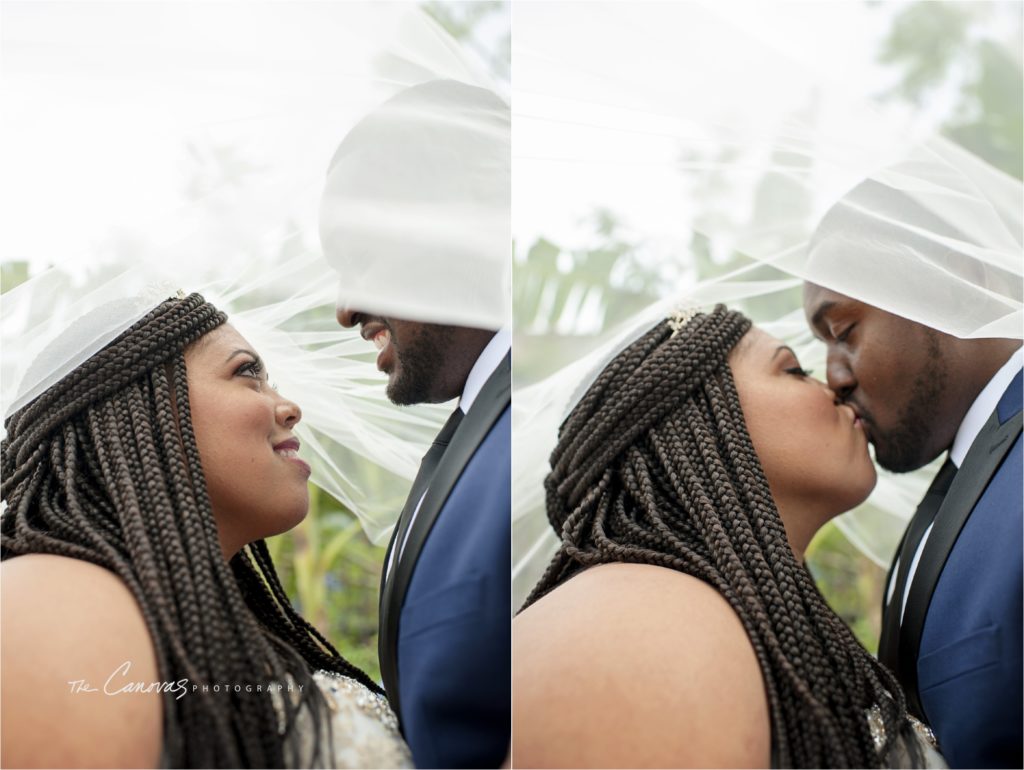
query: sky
511 1 947 264
1 1 507 276
0 1 1008 281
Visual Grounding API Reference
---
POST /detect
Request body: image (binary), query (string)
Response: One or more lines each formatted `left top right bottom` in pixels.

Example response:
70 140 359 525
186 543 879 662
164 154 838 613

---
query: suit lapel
377 521 402 702
878 497 923 669
379 353 511 723
897 373 1023 718
378 407 465 706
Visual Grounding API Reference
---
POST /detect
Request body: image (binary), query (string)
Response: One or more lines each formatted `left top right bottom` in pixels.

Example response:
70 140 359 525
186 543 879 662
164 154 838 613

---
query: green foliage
877 2 974 102
944 39 1024 178
806 521 885 653
266 485 388 682
875 0 1023 178
422 0 510 83
513 214 666 384
1 261 29 294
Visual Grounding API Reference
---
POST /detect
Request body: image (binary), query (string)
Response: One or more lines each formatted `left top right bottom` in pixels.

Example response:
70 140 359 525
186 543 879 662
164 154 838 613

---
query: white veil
511 1 1022 605
320 78 510 329
1 2 508 544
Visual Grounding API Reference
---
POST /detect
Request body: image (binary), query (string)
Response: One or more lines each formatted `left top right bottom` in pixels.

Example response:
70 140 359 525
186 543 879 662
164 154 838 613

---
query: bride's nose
275 398 302 428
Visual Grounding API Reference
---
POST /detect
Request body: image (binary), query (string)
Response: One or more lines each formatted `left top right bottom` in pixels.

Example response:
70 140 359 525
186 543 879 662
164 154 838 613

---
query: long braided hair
523 305 922 769
1 294 381 768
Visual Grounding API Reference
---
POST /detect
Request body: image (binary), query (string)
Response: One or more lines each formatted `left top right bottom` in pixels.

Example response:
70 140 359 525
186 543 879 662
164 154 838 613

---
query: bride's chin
859 456 879 497
837 463 878 516
253 504 311 543
846 438 878 498
278 506 310 536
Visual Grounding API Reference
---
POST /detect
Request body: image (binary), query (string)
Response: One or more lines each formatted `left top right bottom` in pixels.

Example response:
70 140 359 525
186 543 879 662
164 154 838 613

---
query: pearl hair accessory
667 305 701 337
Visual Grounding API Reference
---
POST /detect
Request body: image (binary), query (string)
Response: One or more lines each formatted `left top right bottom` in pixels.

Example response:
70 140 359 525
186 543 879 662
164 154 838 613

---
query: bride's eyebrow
771 345 798 362
224 348 259 363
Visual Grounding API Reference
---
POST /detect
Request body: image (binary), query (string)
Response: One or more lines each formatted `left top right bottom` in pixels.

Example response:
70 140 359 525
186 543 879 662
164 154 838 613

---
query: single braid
2 294 378 768
523 305 923 769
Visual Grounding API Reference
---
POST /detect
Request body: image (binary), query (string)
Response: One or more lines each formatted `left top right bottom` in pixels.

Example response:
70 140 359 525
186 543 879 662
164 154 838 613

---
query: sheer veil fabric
511 1 1022 605
1 1 1017 581
320 78 510 330
1 2 507 544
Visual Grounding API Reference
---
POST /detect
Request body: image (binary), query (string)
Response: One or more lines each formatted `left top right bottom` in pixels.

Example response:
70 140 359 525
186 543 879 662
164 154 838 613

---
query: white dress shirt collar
459 326 511 414
949 348 1023 468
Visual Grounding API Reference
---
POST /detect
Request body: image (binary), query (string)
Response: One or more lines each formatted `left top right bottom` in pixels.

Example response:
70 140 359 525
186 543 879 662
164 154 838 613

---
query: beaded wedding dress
279 671 412 769
866 705 947 768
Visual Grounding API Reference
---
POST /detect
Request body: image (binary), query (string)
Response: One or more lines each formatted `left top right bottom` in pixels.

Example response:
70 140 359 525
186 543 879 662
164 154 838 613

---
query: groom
803 182 1022 769
319 79 511 768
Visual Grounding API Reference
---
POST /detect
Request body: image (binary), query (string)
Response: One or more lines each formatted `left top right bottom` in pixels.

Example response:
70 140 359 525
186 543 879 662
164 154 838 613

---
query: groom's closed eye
809 301 838 339
831 323 856 343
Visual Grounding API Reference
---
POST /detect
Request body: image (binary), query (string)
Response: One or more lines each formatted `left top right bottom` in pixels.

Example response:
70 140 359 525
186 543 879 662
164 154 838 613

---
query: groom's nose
336 306 361 328
825 348 856 400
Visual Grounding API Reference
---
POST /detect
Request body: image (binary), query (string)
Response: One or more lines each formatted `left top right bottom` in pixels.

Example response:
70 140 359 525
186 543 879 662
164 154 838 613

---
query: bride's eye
784 366 814 378
235 359 265 379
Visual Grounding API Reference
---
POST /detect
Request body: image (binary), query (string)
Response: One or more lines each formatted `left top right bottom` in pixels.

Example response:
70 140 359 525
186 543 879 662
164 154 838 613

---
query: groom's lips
359 320 395 373
845 401 870 438
359 320 387 343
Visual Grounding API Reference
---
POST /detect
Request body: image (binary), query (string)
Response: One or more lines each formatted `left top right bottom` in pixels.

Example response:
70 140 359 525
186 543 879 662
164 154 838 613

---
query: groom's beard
386 324 455 406
866 333 947 473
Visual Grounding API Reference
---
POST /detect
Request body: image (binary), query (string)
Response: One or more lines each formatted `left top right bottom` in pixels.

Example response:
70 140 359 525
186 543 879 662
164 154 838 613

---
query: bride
2 4 505 766
1 293 411 768
512 305 945 768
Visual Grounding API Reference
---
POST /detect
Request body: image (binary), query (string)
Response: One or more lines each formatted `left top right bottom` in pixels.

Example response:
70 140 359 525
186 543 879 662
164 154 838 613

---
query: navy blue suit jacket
901 370 1022 768
379 358 511 768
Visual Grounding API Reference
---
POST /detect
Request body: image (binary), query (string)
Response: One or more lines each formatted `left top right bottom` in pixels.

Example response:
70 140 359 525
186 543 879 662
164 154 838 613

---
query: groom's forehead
803 283 843 315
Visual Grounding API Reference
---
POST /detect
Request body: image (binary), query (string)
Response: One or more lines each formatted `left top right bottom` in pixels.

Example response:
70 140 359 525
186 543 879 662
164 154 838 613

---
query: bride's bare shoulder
5 550 125 582
515 562 751 643
1 554 163 768
513 563 770 768
2 553 150 626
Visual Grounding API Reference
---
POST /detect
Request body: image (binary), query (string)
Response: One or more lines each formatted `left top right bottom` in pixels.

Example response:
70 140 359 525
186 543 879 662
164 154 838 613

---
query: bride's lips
360 321 395 373
272 437 311 478
839 403 864 431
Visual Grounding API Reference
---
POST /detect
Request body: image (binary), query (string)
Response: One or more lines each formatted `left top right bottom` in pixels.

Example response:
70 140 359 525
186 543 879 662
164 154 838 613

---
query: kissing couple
512 175 1022 768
